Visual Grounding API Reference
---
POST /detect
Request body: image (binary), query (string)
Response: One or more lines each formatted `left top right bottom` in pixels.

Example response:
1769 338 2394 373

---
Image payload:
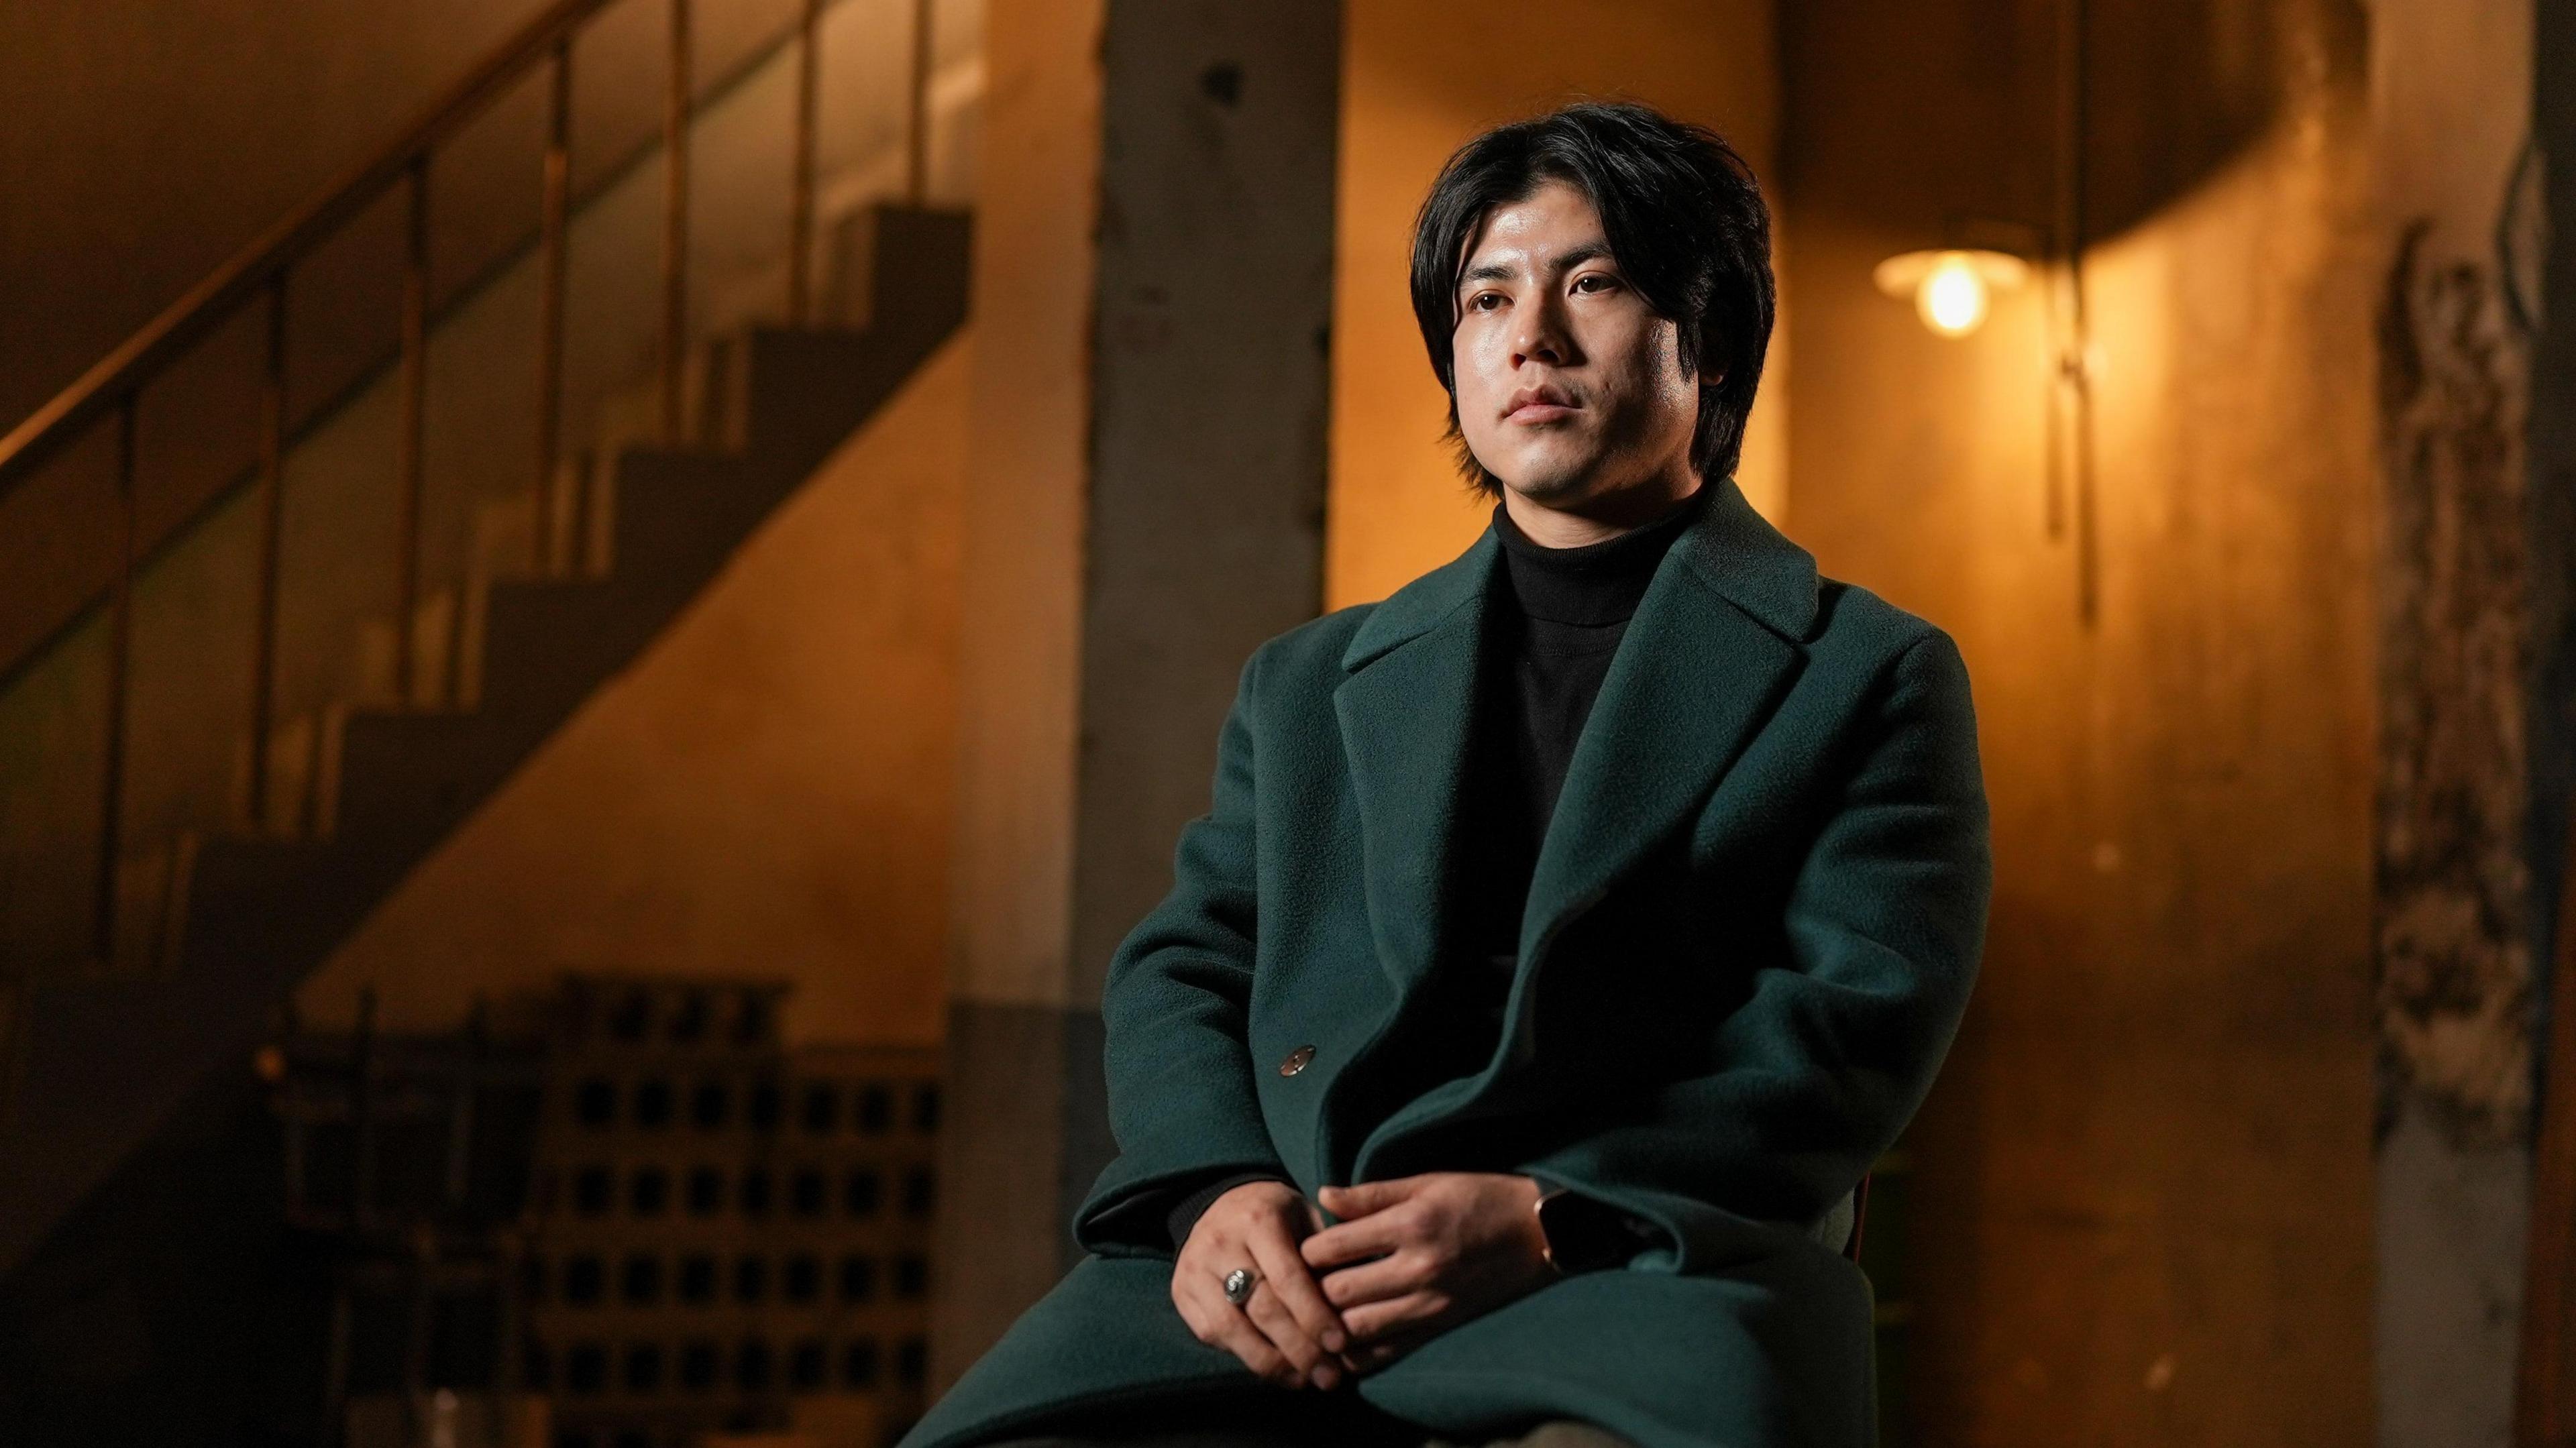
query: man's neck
1499 466 1705 549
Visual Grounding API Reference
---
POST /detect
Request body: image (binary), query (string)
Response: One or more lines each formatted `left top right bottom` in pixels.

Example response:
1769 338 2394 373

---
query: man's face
1450 179 1705 507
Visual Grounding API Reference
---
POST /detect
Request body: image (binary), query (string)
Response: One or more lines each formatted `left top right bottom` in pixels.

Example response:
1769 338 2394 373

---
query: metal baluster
394 158 431 704
447 568 472 708
353 985 380 1229
301 700 333 841
402 1233 434 1414
445 995 488 1211
907 0 933 205
320 1258 354 1443
494 1227 527 1409
95 399 138 964
786 0 820 325
570 448 596 576
533 40 573 574
248 276 288 830
660 0 692 444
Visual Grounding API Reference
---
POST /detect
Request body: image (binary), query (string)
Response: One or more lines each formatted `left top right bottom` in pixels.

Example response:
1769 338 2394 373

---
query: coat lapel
1331 476 1820 1003
1515 478 1819 970
1332 533 1500 993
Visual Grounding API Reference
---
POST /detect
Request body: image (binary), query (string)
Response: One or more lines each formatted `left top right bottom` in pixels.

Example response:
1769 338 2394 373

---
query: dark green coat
902 478 1991 1448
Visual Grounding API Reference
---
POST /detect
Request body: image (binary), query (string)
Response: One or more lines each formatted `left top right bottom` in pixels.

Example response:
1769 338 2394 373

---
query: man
902 100 1990 1448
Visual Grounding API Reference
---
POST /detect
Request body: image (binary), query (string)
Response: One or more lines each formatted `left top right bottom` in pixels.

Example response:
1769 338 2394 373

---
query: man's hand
1173 1180 1352 1389
1300 1173 1558 1371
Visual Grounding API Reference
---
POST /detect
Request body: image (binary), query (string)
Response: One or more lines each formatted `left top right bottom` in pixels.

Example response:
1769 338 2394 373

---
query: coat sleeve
1071 649 1292 1258
1517 628 1992 1274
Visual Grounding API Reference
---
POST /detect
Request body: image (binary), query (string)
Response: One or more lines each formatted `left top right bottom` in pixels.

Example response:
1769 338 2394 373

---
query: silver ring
1221 1266 1258 1306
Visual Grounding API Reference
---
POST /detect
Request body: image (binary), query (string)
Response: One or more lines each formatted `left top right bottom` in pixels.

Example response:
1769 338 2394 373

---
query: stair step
868 206 975 348
610 449 780 579
742 205 971 465
333 712 532 848
473 452 783 723
741 329 924 465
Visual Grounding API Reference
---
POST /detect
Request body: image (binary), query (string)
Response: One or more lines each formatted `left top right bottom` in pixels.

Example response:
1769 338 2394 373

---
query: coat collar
1331 476 1819 999
1340 474 1817 672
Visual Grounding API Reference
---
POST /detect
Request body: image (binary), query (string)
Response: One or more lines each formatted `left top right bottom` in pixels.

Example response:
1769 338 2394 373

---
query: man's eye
1574 274 1615 294
1468 292 1503 312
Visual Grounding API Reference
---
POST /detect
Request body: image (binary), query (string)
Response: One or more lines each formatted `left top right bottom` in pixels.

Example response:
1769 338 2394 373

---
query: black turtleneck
1488 484 1712 845
1162 485 1709 1252
1436 483 1713 1052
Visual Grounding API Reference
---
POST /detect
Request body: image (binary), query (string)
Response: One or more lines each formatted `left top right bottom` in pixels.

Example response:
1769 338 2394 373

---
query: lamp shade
1872 248 2031 337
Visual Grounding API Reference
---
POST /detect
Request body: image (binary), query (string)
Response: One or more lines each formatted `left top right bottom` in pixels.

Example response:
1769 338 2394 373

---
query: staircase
0 0 971 1278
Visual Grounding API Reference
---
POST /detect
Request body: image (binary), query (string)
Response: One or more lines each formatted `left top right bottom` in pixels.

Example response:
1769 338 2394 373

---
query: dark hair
1409 99 1776 495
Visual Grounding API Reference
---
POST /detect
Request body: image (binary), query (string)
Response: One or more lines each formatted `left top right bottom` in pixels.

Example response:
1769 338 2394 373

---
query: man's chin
1496 463 1609 506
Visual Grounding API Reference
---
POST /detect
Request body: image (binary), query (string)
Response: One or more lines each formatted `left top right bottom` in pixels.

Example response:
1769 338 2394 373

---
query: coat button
1278 1045 1316 1077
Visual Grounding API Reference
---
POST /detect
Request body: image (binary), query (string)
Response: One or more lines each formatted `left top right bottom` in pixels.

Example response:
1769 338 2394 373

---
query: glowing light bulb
1917 254 1990 336
1872 247 2029 339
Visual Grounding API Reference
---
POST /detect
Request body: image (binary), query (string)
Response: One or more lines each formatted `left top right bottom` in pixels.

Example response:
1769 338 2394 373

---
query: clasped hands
1170 1173 1558 1390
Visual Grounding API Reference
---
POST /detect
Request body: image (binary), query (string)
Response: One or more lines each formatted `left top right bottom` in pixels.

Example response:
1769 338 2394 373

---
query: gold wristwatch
1532 1185 1633 1274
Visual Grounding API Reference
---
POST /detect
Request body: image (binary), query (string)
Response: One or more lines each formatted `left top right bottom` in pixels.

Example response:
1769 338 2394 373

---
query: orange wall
1324 0 1786 609
1780 1 2378 1439
297 331 972 1046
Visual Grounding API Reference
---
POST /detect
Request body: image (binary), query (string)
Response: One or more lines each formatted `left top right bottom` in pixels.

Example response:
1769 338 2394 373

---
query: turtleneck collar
1491 483 1711 627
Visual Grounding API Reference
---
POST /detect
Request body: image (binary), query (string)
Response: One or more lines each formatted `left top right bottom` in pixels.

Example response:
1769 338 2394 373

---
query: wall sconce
1872 248 2031 339
1859 0 2098 624
1850 0 2098 623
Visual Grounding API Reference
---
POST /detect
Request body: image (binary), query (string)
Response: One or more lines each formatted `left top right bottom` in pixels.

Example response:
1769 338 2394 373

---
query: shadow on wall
1783 0 2366 254
2081 0 2366 243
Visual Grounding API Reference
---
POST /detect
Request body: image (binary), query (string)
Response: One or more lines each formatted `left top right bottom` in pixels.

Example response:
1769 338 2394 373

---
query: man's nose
1512 295 1573 368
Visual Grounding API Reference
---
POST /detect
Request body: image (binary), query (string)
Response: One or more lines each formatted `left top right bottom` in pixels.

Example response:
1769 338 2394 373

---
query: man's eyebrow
1455 241 1617 291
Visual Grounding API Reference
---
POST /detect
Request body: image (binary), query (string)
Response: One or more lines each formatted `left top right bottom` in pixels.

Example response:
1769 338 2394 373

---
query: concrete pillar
930 0 1342 1387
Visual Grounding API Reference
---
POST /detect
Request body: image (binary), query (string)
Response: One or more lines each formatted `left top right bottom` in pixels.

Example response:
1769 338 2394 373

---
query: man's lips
1504 385 1578 423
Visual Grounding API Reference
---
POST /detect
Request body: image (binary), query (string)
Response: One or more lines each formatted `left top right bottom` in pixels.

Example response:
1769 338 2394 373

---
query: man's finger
1245 1284 1333 1384
1342 1288 1452 1345
1175 1270 1232 1342
1342 1317 1442 1375
1199 1284 1299 1386
1177 1270 1294 1384
1300 1207 1410 1270
1247 1220 1349 1355
1173 1275 1221 1345
1316 1251 1422 1311
1318 1178 1413 1219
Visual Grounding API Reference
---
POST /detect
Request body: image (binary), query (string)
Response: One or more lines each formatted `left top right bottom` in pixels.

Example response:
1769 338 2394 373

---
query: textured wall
1321 0 1784 610
1781 0 2380 1441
